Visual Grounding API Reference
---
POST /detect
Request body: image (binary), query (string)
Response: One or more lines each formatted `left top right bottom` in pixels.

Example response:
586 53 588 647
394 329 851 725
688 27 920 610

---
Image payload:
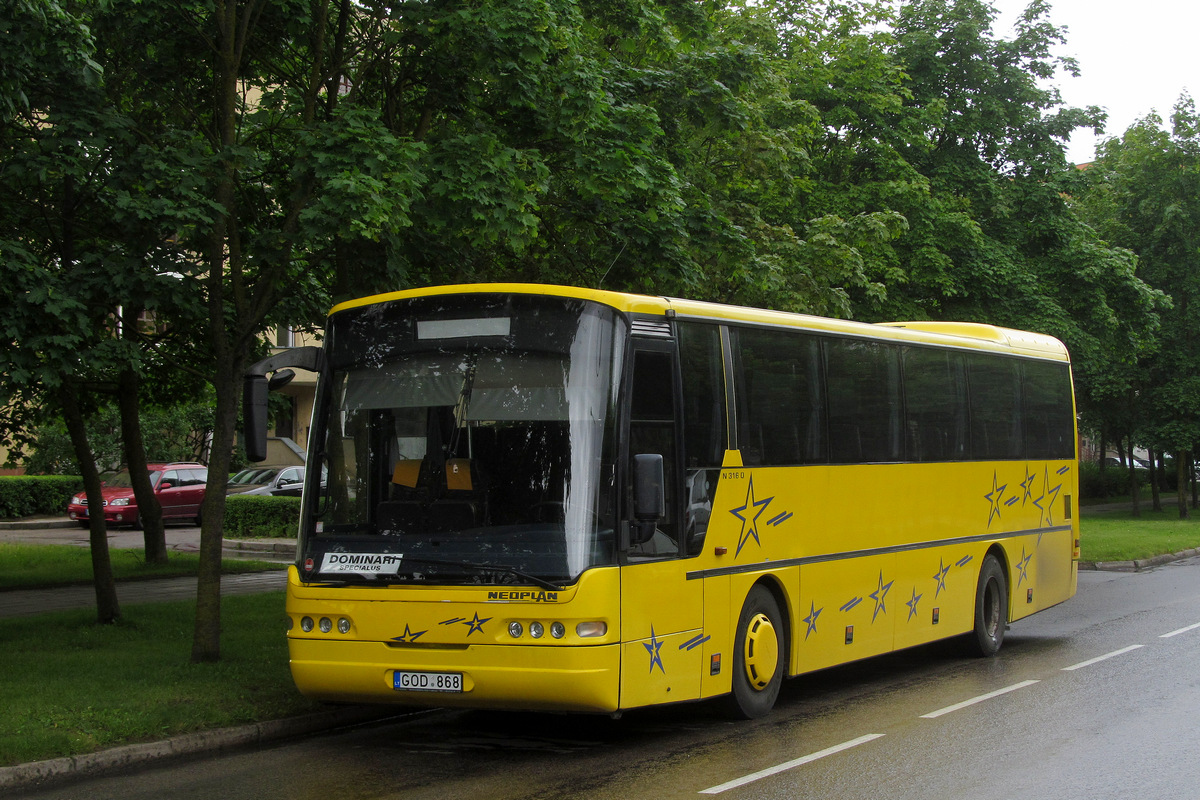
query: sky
988 0 1200 164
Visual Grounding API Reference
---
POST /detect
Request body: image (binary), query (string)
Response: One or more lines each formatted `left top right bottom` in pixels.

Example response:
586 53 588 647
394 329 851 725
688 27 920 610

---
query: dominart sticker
321 552 402 574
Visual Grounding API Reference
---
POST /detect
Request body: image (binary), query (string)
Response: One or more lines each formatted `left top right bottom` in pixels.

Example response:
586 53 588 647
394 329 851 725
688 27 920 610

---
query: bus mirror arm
243 346 325 463
632 454 665 545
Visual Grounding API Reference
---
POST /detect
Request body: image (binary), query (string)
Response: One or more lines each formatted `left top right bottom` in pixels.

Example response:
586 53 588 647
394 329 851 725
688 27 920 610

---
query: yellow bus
244 284 1078 718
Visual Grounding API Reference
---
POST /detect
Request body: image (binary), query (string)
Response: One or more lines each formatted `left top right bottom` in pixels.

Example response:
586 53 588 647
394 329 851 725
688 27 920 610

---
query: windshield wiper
400 556 564 592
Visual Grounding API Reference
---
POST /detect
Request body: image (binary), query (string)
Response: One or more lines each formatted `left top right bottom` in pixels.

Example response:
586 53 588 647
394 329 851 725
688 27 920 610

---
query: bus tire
726 585 785 719
969 554 1007 657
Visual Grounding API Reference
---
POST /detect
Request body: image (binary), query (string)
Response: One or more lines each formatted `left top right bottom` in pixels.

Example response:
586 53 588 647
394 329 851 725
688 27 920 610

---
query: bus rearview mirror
633 454 665 544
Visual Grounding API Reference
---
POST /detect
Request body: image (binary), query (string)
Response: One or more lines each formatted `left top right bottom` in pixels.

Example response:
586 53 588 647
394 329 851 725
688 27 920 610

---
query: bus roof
329 283 1070 362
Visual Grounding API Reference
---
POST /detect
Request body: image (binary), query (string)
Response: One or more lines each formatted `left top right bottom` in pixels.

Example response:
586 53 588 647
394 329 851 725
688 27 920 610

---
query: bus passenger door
620 343 705 709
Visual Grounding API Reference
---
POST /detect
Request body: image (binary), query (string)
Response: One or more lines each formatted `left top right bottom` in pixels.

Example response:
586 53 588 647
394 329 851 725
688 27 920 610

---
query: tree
1077 99 1200 517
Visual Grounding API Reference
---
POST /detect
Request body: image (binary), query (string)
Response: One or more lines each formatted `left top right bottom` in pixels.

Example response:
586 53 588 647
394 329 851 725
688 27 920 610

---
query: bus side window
732 327 826 466
968 355 1024 460
903 347 968 462
629 349 679 558
678 322 726 554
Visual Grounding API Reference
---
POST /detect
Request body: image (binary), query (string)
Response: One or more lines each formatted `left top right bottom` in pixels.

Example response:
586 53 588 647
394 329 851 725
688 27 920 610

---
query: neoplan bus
244 284 1078 719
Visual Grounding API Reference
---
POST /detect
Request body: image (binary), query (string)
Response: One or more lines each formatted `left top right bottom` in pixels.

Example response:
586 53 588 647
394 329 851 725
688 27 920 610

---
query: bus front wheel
726 585 785 719
969 554 1007 657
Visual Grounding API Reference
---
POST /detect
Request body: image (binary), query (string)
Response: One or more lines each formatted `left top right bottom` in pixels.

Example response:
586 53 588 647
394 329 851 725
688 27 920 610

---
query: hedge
0 476 84 518
223 494 301 539
1078 459 1148 499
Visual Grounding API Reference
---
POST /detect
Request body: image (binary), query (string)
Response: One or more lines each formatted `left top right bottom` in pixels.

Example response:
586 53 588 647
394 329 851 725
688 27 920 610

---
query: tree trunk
192 0 242 663
1128 439 1140 518
118 353 168 564
1149 448 1161 511
1185 453 1195 510
61 384 121 623
1178 450 1191 520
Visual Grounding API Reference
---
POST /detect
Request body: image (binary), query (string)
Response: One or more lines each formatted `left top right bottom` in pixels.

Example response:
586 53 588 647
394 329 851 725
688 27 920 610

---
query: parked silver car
226 465 307 497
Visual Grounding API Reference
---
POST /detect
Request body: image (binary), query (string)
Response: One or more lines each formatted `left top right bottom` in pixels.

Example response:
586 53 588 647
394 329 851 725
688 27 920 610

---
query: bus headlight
550 622 566 639
319 617 333 633
508 622 523 638
576 621 607 638
529 621 544 639
301 616 315 632
338 617 351 634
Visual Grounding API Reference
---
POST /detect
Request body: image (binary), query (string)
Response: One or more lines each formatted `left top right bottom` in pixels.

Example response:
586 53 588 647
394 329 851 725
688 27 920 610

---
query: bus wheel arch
968 549 1009 657
725 580 789 719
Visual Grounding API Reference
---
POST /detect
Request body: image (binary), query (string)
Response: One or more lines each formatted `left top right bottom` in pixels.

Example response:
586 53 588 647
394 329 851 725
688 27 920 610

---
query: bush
223 494 301 538
1079 460 1148 499
0 476 84 518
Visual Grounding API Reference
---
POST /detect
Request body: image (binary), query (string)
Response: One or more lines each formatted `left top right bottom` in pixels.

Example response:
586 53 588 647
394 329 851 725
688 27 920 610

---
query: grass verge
0 543 283 590
0 592 322 766
1079 509 1200 562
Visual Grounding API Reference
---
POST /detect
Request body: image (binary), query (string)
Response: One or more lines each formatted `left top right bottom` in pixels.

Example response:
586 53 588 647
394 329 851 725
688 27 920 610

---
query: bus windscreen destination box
320 553 403 575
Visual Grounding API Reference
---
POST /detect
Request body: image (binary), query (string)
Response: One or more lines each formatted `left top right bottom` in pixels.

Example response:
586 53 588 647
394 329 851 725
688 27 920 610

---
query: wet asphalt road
15 555 1200 800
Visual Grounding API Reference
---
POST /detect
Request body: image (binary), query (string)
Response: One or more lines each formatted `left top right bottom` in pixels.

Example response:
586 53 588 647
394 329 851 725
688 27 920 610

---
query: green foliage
12 402 216 475
1078 460 1145 500
224 495 301 539
0 475 82 518
1076 96 1200 461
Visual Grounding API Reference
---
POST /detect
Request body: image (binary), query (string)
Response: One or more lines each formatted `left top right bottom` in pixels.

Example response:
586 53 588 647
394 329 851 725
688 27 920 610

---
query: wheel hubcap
743 612 779 690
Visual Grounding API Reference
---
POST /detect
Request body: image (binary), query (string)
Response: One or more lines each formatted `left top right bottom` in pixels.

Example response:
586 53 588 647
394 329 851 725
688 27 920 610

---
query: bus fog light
576 621 607 638
337 617 351 634
550 622 565 639
319 617 333 633
301 616 315 632
529 622 544 639
508 622 523 638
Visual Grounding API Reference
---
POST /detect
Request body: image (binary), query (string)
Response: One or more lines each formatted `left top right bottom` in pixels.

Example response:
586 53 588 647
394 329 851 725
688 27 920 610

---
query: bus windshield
304 295 625 586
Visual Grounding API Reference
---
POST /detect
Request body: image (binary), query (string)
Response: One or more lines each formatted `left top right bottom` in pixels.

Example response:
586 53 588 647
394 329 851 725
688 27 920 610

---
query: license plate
393 670 463 693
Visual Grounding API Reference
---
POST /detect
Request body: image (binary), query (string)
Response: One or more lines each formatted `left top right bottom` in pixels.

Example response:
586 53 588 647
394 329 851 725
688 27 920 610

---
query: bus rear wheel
726 585 785 719
968 554 1007 657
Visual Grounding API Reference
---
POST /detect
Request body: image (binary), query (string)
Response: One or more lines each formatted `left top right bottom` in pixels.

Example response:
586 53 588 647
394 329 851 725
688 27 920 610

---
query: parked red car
67 462 209 528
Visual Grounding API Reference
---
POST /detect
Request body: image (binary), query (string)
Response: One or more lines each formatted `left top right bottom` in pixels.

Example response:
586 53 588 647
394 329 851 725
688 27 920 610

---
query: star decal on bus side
870 571 894 623
803 602 822 640
906 587 923 622
1041 467 1063 527
1020 465 1037 505
1016 548 1032 588
933 559 950 598
644 626 665 674
730 475 774 557
984 471 1007 528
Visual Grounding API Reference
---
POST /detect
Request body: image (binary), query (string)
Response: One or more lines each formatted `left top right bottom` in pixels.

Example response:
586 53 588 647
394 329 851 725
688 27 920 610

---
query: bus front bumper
288 637 622 714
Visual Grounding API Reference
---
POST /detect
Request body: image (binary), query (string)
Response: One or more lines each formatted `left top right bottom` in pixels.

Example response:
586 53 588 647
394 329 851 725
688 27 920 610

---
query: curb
0 518 76 531
222 538 297 560
1078 547 1200 573
0 706 414 794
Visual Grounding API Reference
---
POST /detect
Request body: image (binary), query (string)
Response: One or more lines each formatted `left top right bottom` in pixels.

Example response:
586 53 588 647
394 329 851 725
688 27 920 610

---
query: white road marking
919 679 1041 719
1160 621 1200 639
698 733 886 794
1061 644 1145 671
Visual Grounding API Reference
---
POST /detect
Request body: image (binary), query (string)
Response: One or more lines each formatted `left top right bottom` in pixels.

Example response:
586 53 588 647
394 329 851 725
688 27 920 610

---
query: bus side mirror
243 374 269 463
633 454 665 544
